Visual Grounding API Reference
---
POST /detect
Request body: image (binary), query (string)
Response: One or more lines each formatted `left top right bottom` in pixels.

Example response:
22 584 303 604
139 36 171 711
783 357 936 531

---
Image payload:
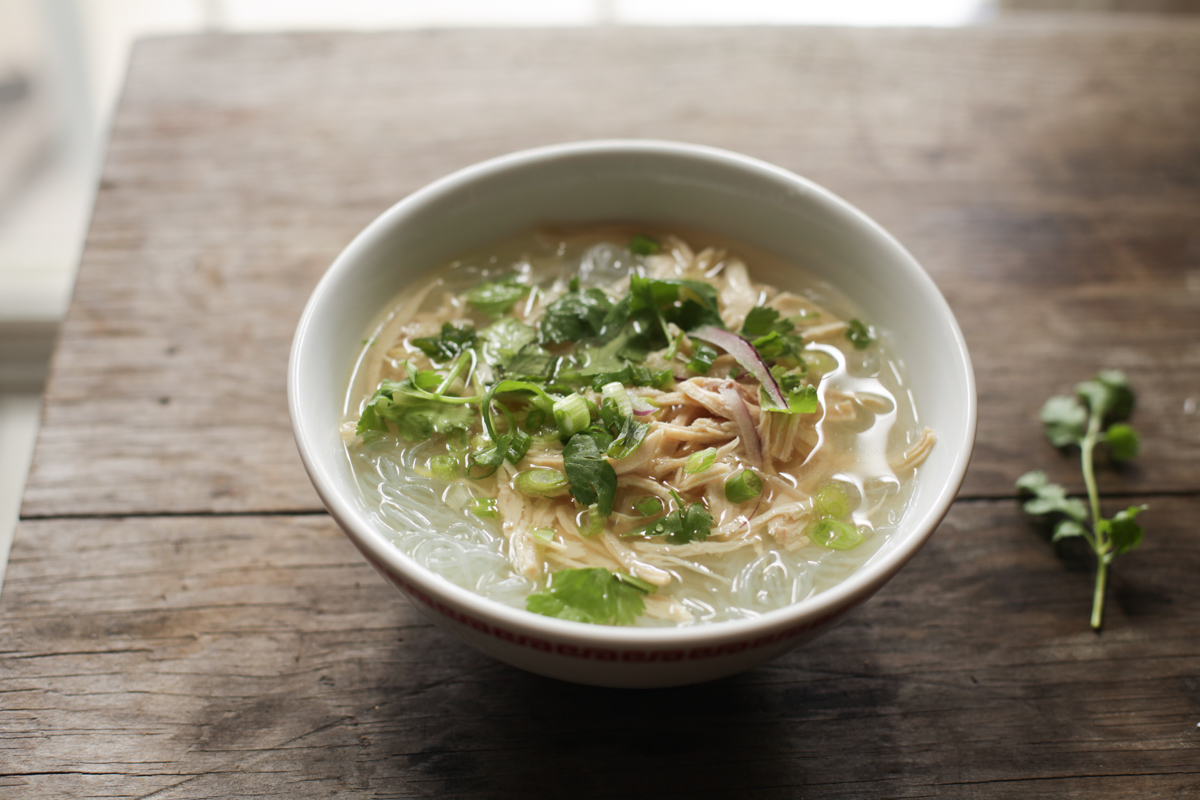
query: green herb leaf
635 493 712 544
1077 369 1134 423
741 306 795 339
562 433 618 516
633 496 664 516
1040 395 1088 448
1015 470 1088 523
1108 504 1147 556
540 286 614 344
1104 422 1140 462
356 379 476 442
465 278 529 318
1052 519 1087 542
480 317 537 356
526 567 649 625
629 234 661 256
846 318 873 350
588 363 673 392
412 322 477 362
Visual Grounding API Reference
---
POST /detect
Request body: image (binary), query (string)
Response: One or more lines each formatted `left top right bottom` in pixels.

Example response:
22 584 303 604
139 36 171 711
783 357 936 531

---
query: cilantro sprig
1016 370 1147 631
631 490 713 544
526 567 652 625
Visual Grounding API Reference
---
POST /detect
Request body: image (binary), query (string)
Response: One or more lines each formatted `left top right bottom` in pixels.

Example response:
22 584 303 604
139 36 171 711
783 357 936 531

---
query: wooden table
3 21 1199 798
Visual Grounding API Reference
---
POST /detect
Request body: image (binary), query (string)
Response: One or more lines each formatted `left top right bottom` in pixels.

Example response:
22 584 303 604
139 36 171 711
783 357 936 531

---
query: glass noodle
342 227 935 627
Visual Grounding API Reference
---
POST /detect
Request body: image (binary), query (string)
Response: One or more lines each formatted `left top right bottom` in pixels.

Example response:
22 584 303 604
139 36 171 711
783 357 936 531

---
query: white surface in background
217 0 600 29
0 394 41 595
619 0 994 26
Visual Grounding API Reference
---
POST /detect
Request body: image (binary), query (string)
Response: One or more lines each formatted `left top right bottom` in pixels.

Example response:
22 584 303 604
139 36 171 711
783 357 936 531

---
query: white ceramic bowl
289 140 975 688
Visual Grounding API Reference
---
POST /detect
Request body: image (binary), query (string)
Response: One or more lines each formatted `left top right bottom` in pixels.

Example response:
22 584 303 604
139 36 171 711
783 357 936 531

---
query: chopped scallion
576 504 605 537
724 470 763 503
601 381 633 418
807 517 863 550
531 527 556 544
684 447 718 474
633 496 665 516
514 468 570 498
553 393 591 438
815 483 850 518
468 498 501 520
428 455 459 482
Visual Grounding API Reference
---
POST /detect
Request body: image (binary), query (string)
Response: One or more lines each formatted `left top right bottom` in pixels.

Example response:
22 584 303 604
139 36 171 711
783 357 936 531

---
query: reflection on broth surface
343 227 935 626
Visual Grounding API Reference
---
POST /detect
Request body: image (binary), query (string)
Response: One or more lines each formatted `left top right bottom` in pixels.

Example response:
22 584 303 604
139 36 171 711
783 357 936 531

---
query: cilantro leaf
540 285 614 344
464 278 528 318
356 379 476 442
562 433 618 516
596 398 649 460
1107 505 1147 557
783 384 819 414
412 322 477 362
1104 423 1140 462
846 318 873 350
526 568 649 625
1052 519 1087 542
629 234 661 256
1040 395 1088 448
741 306 795 339
1077 369 1134 423
635 493 713 544
479 319 557 380
633 276 723 328
480 317 537 354
1015 470 1088 522
588 364 673 392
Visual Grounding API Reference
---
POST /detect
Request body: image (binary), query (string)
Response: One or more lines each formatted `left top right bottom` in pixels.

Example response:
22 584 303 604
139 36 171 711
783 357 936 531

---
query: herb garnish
464 278 529 318
1016 370 1147 631
561 433 618 516
412 322 477 362
845 318 873 350
526 567 652 625
356 378 476 442
629 234 661 256
633 490 713 544
540 278 614 344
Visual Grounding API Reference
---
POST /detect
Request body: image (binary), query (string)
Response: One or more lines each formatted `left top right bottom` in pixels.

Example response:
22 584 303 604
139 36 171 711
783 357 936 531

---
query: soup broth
343 227 934 627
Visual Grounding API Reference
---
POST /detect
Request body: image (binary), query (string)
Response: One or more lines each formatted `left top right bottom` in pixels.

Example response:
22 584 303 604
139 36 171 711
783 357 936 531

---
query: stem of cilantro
436 349 474 395
1080 406 1108 631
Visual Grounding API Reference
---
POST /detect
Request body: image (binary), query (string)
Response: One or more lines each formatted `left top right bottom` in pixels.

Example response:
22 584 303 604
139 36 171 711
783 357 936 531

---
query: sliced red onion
630 395 658 416
689 325 787 409
719 384 762 467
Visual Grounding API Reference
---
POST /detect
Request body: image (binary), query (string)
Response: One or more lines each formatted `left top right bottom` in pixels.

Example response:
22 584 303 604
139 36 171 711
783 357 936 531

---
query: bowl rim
288 138 977 645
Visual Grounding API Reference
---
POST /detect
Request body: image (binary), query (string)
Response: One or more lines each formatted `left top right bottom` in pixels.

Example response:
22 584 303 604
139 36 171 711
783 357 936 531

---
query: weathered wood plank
1 499 1196 798
19 24 1200 517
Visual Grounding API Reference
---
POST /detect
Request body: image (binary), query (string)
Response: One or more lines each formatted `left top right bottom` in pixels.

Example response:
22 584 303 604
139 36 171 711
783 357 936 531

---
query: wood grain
1 500 1196 798
19 23 1200 517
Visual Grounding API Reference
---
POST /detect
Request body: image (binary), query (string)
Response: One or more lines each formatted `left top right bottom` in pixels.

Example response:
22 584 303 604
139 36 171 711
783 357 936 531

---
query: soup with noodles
343 228 935 626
